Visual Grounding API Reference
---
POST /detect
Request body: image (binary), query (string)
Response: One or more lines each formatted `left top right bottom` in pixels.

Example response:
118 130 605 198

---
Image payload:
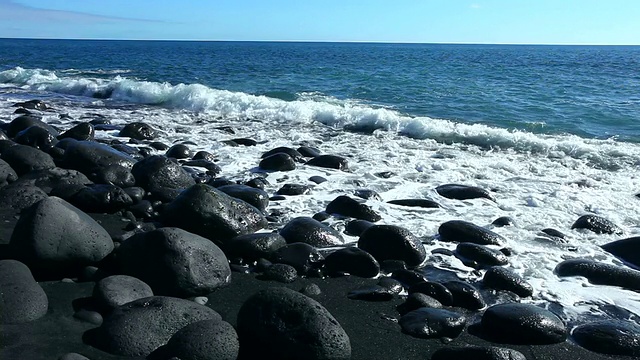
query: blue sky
0 0 638 44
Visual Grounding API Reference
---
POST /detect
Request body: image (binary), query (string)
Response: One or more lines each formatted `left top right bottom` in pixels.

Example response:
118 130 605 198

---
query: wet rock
492 216 515 227
399 308 466 339
231 138 257 146
540 228 567 240
555 258 640 291
572 320 640 357
408 281 454 306
0 183 48 212
193 150 215 161
326 195 381 222
602 236 640 269
387 199 440 208
165 144 192 159
166 319 239 360
455 242 508 268
0 260 48 324
345 219 375 236
12 100 50 111
10 197 114 274
12 168 92 194
259 153 296 171
297 146 321 158
377 277 404 295
68 184 133 213
481 303 567 344
117 227 231 297
237 287 351 360
118 122 157 140
325 247 380 278
1 144 55 176
0 158 18 186
89 164 135 188
245 177 268 189
280 216 345 248
94 296 221 357
61 140 136 174
262 263 298 283
354 189 382 201
226 232 287 262
217 184 269 212
305 154 348 171
58 122 94 141
15 125 58 150
131 155 195 191
271 242 324 275
396 293 442 316
391 269 428 287
309 175 327 184
183 159 222 175
6 115 58 138
483 266 533 297
571 214 623 235
162 184 267 243
276 183 311 195
442 280 486 310
358 225 427 268
261 147 304 162
436 184 495 201
431 346 526 360
439 220 505 245
93 275 154 311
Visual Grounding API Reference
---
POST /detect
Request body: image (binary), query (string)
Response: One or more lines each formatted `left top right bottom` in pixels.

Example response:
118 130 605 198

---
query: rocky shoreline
1 99 640 359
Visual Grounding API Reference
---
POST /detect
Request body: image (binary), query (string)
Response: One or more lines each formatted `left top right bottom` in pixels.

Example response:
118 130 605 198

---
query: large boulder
237 287 351 360
6 115 58 138
117 227 231 297
131 155 195 192
93 296 221 357
11 167 91 194
358 225 426 268
438 220 505 245
162 184 267 244
572 320 640 356
61 140 136 175
68 184 133 213
0 183 48 213
0 260 48 324
166 320 239 360
9 197 114 274
15 125 58 150
1 144 55 176
481 303 567 344
602 236 640 269
279 216 345 248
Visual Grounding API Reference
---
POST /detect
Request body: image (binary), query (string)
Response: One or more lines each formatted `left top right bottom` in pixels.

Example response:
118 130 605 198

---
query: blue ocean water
1 39 639 142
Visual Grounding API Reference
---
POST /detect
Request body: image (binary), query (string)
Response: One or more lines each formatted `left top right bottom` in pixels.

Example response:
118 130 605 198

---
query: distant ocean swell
1 67 638 169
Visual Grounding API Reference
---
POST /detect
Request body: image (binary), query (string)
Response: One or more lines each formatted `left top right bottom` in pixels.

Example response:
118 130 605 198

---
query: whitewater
2 64 640 322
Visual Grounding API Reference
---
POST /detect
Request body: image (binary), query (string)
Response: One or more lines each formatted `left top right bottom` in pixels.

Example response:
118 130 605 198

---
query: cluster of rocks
2 101 640 359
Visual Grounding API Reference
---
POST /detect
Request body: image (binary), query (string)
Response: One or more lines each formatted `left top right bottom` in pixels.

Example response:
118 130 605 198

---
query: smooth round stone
325 195 381 222
344 219 375 236
309 175 327 184
442 280 486 310
167 320 239 360
262 263 298 283
408 281 454 306
261 147 304 161
455 242 508 268
119 122 157 140
297 146 321 158
571 214 623 235
481 303 567 344
602 236 640 269
391 269 427 287
194 296 208 305
57 122 95 141
165 144 192 159
439 220 505 246
73 309 103 325
90 164 135 188
0 260 48 324
483 266 534 297
396 293 442 316
399 308 466 339
387 198 440 208
131 155 195 191
276 183 311 195
436 184 495 201
259 153 296 171
431 346 526 360
305 154 348 171
491 216 515 227
227 232 287 262
572 320 640 356
358 225 427 268
300 283 322 296
237 287 351 360
1 144 55 176
554 258 640 291
0 158 18 186
324 247 380 278
271 243 324 275
217 184 269 212
93 275 154 310
279 216 345 248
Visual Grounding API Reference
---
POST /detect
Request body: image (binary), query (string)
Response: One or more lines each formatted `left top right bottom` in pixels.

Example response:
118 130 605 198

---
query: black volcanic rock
326 195 381 222
571 214 623 235
92 275 154 311
259 153 296 171
117 227 231 297
432 346 526 360
89 164 135 188
217 184 269 212
118 122 157 140
436 184 495 201
442 280 486 310
399 308 466 339
439 220 505 245
555 258 640 291
325 247 380 278
57 122 94 141
396 293 442 316
68 184 133 213
131 155 195 191
15 125 58 150
408 281 454 306
455 242 508 268
602 236 640 269
306 154 348 171
1 144 55 176
358 225 426 268
0 183 48 212
162 184 267 244
237 287 351 360
481 303 567 344
61 140 136 174
572 320 640 356
165 144 192 159
166 319 239 360
279 216 345 248
0 158 18 186
270 242 324 275
483 266 534 297
93 296 221 357
0 260 48 324
226 232 287 262
261 147 304 161
276 183 311 195
387 199 440 208
6 115 58 138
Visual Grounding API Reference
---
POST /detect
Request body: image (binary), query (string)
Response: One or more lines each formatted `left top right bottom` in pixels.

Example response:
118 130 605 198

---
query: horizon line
1 36 639 46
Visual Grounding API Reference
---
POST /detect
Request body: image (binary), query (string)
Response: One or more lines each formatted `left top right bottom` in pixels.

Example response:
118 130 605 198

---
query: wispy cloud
0 0 165 23
470 4 481 9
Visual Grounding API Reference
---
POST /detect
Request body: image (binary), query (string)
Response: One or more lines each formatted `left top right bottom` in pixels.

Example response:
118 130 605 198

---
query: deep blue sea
1 39 639 141
2 39 640 316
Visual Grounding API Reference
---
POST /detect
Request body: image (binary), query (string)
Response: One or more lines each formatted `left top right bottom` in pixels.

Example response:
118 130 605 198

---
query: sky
0 0 639 45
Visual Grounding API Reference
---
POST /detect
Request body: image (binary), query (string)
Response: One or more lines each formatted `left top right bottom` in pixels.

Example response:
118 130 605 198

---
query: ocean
1 39 640 318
